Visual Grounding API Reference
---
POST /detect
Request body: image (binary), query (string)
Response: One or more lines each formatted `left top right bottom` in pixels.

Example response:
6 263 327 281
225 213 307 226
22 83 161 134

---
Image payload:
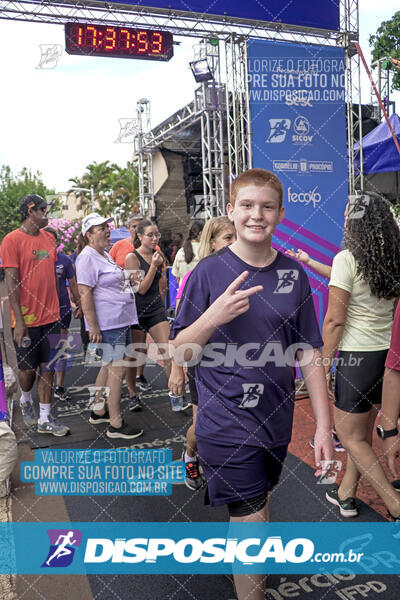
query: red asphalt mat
290 397 391 520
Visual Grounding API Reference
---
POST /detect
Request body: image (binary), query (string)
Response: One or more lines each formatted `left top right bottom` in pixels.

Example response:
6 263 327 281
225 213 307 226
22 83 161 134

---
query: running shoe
392 480 400 492
89 408 110 424
331 430 345 452
184 458 205 491
106 421 143 440
128 396 142 412
54 386 71 402
136 375 152 392
326 485 358 517
20 401 37 428
37 415 70 437
309 430 345 452
388 511 400 522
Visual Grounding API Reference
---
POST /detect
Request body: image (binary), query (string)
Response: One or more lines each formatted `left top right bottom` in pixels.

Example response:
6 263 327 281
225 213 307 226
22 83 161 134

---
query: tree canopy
0 166 56 241
69 160 139 224
369 11 400 91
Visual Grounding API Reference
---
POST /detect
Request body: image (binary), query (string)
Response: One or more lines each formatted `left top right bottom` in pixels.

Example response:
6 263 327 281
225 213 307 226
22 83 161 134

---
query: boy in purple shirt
170 169 332 600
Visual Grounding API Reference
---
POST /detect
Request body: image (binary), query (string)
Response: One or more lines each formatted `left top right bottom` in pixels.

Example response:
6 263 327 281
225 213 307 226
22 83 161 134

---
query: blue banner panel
1 522 399 574
248 40 348 322
85 1 340 31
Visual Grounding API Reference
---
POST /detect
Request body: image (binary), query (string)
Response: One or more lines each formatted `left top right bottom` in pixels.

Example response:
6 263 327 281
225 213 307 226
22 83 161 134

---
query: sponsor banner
248 40 348 324
1 522 399 574
20 449 184 496
35 1 339 31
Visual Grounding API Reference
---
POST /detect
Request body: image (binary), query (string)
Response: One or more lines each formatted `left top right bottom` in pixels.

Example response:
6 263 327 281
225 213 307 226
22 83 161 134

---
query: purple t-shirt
170 247 322 449
56 252 74 315
76 246 138 331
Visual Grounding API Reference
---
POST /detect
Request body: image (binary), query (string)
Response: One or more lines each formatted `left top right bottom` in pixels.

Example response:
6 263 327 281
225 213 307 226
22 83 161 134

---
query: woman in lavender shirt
75 213 143 441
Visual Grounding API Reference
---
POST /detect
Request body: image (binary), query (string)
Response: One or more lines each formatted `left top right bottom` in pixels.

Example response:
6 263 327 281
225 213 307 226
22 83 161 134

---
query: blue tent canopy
355 113 400 174
110 226 130 244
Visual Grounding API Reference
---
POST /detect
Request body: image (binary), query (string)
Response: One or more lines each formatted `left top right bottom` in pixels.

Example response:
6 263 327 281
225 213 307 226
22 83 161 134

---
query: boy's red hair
230 169 284 208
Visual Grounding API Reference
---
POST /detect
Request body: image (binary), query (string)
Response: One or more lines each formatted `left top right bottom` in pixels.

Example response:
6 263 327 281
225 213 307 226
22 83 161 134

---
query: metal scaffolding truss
132 98 155 216
338 0 363 193
225 35 252 183
1 0 344 43
141 89 204 152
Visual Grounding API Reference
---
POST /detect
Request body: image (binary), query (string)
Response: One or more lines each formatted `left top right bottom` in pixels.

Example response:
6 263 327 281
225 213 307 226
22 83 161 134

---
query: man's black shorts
13 322 58 371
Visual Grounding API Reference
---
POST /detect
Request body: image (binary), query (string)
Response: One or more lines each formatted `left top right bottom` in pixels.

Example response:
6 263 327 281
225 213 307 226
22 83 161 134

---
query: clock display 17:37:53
65 23 174 61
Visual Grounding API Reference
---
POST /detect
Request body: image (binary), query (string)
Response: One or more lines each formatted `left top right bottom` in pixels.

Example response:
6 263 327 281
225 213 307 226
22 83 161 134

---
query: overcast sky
0 0 398 192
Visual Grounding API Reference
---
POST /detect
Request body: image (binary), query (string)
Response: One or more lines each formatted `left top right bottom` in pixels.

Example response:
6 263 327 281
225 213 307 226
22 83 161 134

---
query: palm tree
112 162 140 220
68 161 115 214
68 161 139 223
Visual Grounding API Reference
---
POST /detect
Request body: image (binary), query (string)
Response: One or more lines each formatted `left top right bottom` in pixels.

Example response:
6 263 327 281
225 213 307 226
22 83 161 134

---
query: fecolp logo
42 529 82 567
287 187 321 208
83 536 314 564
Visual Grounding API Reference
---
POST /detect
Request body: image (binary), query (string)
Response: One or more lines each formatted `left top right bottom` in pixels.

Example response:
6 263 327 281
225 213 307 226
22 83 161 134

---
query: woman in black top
125 219 170 410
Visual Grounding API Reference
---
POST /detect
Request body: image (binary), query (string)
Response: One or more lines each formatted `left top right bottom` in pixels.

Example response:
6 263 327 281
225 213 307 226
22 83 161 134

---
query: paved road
7 324 400 599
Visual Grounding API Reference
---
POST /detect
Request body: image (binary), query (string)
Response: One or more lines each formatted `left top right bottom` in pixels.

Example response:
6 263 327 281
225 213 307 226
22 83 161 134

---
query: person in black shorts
171 170 333 600
322 192 400 521
169 216 236 491
1 195 69 436
125 219 173 411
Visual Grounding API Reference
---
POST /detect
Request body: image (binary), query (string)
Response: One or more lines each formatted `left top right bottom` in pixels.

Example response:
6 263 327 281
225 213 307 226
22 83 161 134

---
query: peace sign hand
207 271 263 327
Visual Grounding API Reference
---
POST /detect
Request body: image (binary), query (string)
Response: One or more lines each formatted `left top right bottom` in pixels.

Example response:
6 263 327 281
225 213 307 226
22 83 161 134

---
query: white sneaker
37 414 70 437
20 401 37 428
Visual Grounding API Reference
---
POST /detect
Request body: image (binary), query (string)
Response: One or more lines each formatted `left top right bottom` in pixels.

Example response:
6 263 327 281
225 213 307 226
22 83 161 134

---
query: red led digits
151 32 163 54
65 23 173 61
119 29 131 50
104 27 117 51
86 26 97 47
137 31 149 53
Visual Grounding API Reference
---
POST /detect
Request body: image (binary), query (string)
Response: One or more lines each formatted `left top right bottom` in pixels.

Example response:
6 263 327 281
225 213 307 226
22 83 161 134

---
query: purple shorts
197 436 287 507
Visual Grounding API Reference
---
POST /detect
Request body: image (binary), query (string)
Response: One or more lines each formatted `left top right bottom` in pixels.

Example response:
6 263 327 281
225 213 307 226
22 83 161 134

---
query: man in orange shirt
110 213 152 395
109 212 143 267
1 195 69 436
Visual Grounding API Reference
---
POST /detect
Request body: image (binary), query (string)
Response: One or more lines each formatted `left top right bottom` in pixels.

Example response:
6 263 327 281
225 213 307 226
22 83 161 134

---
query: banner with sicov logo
248 40 348 326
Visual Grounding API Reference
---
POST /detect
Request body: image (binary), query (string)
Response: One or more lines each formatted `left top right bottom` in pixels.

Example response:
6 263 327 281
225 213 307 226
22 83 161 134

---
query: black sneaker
106 421 143 440
89 409 110 424
136 375 151 392
54 386 71 402
129 396 142 411
326 485 358 517
184 458 205 491
387 510 400 521
392 480 400 492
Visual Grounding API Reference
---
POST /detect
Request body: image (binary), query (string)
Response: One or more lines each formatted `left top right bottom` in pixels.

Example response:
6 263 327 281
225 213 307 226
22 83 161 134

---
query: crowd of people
2 169 400 600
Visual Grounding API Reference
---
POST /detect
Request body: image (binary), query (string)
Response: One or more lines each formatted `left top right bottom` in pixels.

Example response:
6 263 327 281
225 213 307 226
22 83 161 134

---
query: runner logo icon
42 529 82 567
274 270 299 294
266 119 291 143
239 384 264 409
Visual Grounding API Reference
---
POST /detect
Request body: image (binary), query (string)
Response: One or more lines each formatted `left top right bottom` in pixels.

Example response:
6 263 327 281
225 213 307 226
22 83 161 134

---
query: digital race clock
65 23 173 61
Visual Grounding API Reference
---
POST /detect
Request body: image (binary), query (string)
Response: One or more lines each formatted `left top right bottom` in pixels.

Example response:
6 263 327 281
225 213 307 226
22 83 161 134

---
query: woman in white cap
75 212 143 440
